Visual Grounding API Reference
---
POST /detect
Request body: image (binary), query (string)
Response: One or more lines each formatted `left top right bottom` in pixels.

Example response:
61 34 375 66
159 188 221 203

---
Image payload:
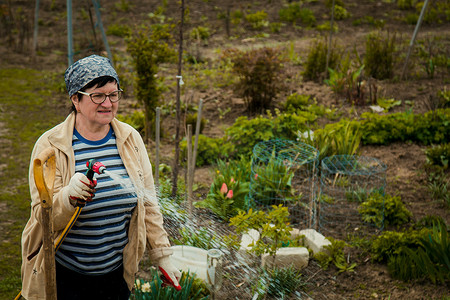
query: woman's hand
66 172 97 207
157 256 182 290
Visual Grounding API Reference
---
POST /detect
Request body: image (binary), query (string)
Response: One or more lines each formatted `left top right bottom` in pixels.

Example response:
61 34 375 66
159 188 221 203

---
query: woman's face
72 81 119 131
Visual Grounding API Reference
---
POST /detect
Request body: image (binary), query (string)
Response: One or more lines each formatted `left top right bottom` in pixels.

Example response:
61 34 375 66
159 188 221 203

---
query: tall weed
303 38 341 81
364 31 397 80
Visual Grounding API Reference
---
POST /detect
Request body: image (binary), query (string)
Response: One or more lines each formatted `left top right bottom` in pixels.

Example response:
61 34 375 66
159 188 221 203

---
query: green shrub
416 1 450 24
269 22 282 33
273 111 316 140
397 0 417 9
415 215 448 230
279 2 316 26
180 134 228 167
279 2 302 24
353 16 386 28
437 88 450 107
334 5 350 20
127 23 176 140
314 237 357 273
223 47 287 113
185 113 206 135
316 21 339 33
229 204 293 257
183 110 317 167
106 23 131 37
116 110 145 134
225 115 275 157
231 9 244 25
359 108 450 145
284 93 311 111
387 222 450 284
425 143 450 169
195 158 250 221
285 94 337 118
226 111 313 158
364 31 397 80
404 13 419 24
370 229 428 262
190 26 210 41
245 10 269 30
359 111 414 145
303 39 341 81
358 193 412 228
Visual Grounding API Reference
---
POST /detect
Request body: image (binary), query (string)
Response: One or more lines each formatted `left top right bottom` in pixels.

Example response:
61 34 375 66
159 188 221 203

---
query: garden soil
1 0 449 299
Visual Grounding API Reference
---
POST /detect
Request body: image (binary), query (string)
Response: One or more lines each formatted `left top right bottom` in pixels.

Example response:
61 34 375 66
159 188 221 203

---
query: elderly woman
20 55 180 299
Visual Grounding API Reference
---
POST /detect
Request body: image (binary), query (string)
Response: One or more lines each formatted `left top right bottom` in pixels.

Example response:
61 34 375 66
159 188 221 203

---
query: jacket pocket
27 241 42 261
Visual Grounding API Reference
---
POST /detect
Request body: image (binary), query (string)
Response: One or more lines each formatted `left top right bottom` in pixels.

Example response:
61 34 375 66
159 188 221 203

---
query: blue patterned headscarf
64 55 119 97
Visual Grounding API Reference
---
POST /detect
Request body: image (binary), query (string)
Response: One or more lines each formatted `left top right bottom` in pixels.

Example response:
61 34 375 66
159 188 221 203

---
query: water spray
85 159 182 291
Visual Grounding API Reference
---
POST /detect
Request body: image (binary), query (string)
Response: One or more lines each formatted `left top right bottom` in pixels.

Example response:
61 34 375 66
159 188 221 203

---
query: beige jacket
21 112 173 299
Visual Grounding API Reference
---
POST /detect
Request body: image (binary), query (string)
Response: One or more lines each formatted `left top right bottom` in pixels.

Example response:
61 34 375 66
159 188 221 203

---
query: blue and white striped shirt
55 127 137 275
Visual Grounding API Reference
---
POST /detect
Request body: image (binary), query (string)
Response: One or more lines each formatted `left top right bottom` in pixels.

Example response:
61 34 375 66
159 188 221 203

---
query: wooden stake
187 124 193 215
155 107 161 187
171 0 185 198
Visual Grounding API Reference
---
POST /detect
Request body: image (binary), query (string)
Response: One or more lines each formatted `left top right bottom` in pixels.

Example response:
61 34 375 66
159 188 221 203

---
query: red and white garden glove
157 256 182 290
64 172 97 207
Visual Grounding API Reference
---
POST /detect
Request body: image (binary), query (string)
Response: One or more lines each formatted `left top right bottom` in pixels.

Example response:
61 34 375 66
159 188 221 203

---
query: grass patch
0 68 66 299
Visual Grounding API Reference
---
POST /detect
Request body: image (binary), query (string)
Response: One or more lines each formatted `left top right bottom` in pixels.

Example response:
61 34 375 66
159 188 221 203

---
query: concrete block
261 247 309 270
237 229 260 264
299 228 331 255
239 229 260 251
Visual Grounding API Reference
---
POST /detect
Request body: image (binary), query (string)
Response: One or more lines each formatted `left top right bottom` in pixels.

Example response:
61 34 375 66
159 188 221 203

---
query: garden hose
14 160 105 300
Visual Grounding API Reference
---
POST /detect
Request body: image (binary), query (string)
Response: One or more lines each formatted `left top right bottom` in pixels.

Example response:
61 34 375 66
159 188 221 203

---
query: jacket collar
47 112 76 154
111 116 132 149
47 112 132 153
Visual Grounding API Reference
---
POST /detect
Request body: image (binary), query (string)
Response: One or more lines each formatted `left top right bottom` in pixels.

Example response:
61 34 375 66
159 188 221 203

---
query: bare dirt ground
1 0 449 299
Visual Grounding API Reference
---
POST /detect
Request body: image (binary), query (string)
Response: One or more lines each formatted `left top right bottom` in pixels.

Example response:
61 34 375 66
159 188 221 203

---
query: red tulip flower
220 183 228 194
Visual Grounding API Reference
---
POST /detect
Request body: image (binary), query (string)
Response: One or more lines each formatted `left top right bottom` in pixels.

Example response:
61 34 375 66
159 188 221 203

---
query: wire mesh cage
319 155 387 238
247 139 320 227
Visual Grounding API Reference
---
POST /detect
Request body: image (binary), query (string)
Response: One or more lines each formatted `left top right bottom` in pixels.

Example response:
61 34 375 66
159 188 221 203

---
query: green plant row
334 108 450 146
387 222 449 284
181 109 316 166
181 108 450 168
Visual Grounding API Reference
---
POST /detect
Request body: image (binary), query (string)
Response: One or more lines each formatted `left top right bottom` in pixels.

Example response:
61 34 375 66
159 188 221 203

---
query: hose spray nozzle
85 159 106 180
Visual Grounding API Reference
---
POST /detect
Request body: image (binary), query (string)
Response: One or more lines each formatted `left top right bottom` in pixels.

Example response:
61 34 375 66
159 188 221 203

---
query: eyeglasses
77 89 124 104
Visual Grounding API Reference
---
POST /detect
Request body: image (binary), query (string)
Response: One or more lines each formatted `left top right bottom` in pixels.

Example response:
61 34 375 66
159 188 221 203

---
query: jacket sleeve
134 132 173 261
28 134 77 234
